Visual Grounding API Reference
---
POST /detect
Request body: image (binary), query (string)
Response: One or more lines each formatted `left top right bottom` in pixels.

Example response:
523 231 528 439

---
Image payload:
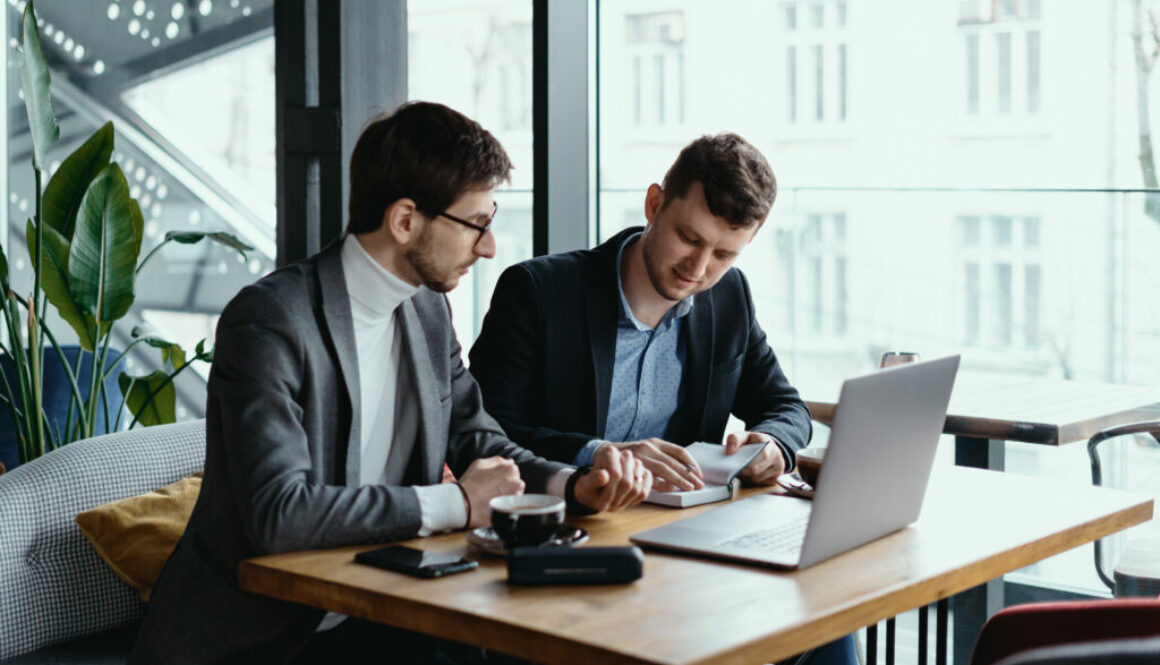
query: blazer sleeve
210 288 423 554
440 294 571 490
469 264 596 464
730 272 813 468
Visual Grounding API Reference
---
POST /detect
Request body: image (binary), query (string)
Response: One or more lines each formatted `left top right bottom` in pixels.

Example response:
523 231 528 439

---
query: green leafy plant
0 1 252 465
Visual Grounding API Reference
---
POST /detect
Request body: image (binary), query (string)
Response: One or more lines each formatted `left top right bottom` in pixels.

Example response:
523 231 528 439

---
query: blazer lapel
681 290 716 442
316 245 362 485
585 263 619 440
396 298 440 485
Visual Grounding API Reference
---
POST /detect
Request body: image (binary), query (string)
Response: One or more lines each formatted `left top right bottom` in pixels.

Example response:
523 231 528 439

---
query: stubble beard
405 225 460 293
640 231 688 303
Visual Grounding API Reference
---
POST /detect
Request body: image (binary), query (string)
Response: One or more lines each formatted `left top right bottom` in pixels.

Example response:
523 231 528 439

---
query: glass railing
600 185 1160 595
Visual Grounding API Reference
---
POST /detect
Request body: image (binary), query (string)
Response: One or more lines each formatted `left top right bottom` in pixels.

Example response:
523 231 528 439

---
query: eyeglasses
434 201 498 241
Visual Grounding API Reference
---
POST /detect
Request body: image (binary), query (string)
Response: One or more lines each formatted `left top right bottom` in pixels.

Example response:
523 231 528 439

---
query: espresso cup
795 447 826 488
489 494 565 549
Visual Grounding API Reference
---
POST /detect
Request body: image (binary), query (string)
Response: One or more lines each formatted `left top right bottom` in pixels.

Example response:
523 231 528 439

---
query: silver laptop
630 355 960 569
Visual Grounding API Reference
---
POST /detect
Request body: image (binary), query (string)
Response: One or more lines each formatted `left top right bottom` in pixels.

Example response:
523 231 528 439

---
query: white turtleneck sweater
340 234 467 529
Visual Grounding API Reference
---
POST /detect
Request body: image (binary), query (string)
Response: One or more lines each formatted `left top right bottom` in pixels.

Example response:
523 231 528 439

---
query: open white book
644 441 768 508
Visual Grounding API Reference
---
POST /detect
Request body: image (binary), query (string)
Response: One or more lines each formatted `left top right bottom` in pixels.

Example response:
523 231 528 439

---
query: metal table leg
952 436 1006 665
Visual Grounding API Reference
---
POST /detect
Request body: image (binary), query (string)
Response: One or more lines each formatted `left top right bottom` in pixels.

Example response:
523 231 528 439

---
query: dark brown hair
660 133 776 227
347 101 513 234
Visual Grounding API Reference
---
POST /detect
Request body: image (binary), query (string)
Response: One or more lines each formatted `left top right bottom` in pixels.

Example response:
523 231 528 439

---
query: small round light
151 37 160 47
145 9 154 20
146 176 157 189
63 37 73 50
132 0 145 16
198 0 211 17
107 3 119 20
128 18 140 34
124 158 136 172
242 6 250 16
150 203 162 217
171 2 184 20
73 44 85 60
140 194 152 208
189 210 201 224
165 22 178 39
135 167 146 181
130 185 141 198
140 28 150 39
145 220 159 238
156 184 168 199
93 60 105 74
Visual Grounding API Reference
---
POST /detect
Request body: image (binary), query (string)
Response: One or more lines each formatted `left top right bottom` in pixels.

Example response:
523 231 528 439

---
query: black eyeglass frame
433 201 498 239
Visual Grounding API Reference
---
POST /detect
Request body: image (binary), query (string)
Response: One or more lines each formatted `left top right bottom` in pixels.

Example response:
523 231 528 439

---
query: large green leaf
118 370 175 427
69 164 138 324
165 230 254 257
19 1 58 170
129 199 144 260
27 219 96 350
43 122 114 239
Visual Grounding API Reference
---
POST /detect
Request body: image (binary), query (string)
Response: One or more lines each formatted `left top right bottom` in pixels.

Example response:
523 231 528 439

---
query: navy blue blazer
469 227 812 467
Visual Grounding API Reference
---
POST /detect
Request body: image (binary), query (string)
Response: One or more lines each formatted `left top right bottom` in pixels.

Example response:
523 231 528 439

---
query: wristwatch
564 465 598 516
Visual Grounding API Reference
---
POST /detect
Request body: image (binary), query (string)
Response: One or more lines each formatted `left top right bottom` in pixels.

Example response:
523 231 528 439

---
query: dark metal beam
84 7 275 100
532 0 548 257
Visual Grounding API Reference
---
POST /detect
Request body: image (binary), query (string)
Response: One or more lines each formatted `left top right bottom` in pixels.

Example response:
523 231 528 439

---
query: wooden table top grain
239 467 1152 665
803 372 1160 445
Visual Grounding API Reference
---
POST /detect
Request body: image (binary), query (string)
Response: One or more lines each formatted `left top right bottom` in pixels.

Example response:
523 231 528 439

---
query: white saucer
776 472 815 499
466 525 589 556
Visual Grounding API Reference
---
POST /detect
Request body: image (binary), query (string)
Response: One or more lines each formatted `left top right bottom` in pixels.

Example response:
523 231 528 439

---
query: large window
407 0 533 349
598 0 1160 604
5 1 276 419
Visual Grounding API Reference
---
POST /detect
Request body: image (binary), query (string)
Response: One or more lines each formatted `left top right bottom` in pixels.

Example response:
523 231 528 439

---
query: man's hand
603 438 703 491
572 445 653 512
457 456 525 528
725 431 786 486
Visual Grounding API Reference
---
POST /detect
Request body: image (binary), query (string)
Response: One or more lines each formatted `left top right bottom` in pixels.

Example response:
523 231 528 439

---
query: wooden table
239 467 1151 665
802 371 1160 664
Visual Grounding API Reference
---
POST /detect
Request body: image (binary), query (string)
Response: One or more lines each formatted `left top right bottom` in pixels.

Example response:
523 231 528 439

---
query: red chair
970 598 1160 665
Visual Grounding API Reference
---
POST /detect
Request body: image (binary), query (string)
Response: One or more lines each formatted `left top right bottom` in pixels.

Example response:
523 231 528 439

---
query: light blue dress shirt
573 232 694 466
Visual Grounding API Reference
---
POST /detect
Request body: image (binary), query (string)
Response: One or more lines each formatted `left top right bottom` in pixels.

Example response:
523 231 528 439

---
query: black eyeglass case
507 546 644 585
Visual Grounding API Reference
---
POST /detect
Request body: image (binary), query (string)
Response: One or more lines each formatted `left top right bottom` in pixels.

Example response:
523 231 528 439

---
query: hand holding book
644 440 771 508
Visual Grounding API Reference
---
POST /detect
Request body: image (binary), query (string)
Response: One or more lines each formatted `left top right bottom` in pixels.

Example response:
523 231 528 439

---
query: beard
404 224 464 293
640 230 689 302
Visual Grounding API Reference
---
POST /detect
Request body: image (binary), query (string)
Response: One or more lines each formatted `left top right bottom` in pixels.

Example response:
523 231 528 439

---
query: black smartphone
354 545 478 578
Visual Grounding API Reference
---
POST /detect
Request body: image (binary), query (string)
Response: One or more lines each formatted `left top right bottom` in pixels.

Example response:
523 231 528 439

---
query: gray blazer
131 243 567 665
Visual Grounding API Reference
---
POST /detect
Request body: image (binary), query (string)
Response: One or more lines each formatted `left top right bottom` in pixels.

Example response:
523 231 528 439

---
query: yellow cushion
75 472 203 602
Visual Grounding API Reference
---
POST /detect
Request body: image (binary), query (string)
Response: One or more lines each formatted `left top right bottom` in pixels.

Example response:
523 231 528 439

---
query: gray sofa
0 421 205 663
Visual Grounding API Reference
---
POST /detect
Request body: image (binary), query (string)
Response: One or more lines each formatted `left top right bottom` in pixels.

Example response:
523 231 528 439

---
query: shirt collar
340 234 420 321
614 231 694 331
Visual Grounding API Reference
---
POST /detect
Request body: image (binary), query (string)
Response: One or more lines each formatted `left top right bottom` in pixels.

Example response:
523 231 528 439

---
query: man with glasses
131 101 652 665
469 133 856 665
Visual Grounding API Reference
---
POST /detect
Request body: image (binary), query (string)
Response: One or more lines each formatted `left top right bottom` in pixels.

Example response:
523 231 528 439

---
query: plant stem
135 238 171 275
15 293 94 441
29 167 44 457
113 375 134 432
5 294 34 463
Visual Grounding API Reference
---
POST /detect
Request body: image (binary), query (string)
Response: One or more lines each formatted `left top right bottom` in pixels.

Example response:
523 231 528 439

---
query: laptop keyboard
719 520 808 554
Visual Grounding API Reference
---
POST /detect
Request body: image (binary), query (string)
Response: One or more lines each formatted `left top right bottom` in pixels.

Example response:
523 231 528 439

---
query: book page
687 441 768 485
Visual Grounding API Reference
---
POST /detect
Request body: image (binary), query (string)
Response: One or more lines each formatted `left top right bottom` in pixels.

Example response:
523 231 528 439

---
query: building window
958 214 1041 349
783 0 849 126
626 12 685 129
785 211 848 337
959 0 1041 117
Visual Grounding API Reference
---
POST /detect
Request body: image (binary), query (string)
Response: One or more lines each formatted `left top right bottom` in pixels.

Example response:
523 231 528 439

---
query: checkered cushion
0 421 205 660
